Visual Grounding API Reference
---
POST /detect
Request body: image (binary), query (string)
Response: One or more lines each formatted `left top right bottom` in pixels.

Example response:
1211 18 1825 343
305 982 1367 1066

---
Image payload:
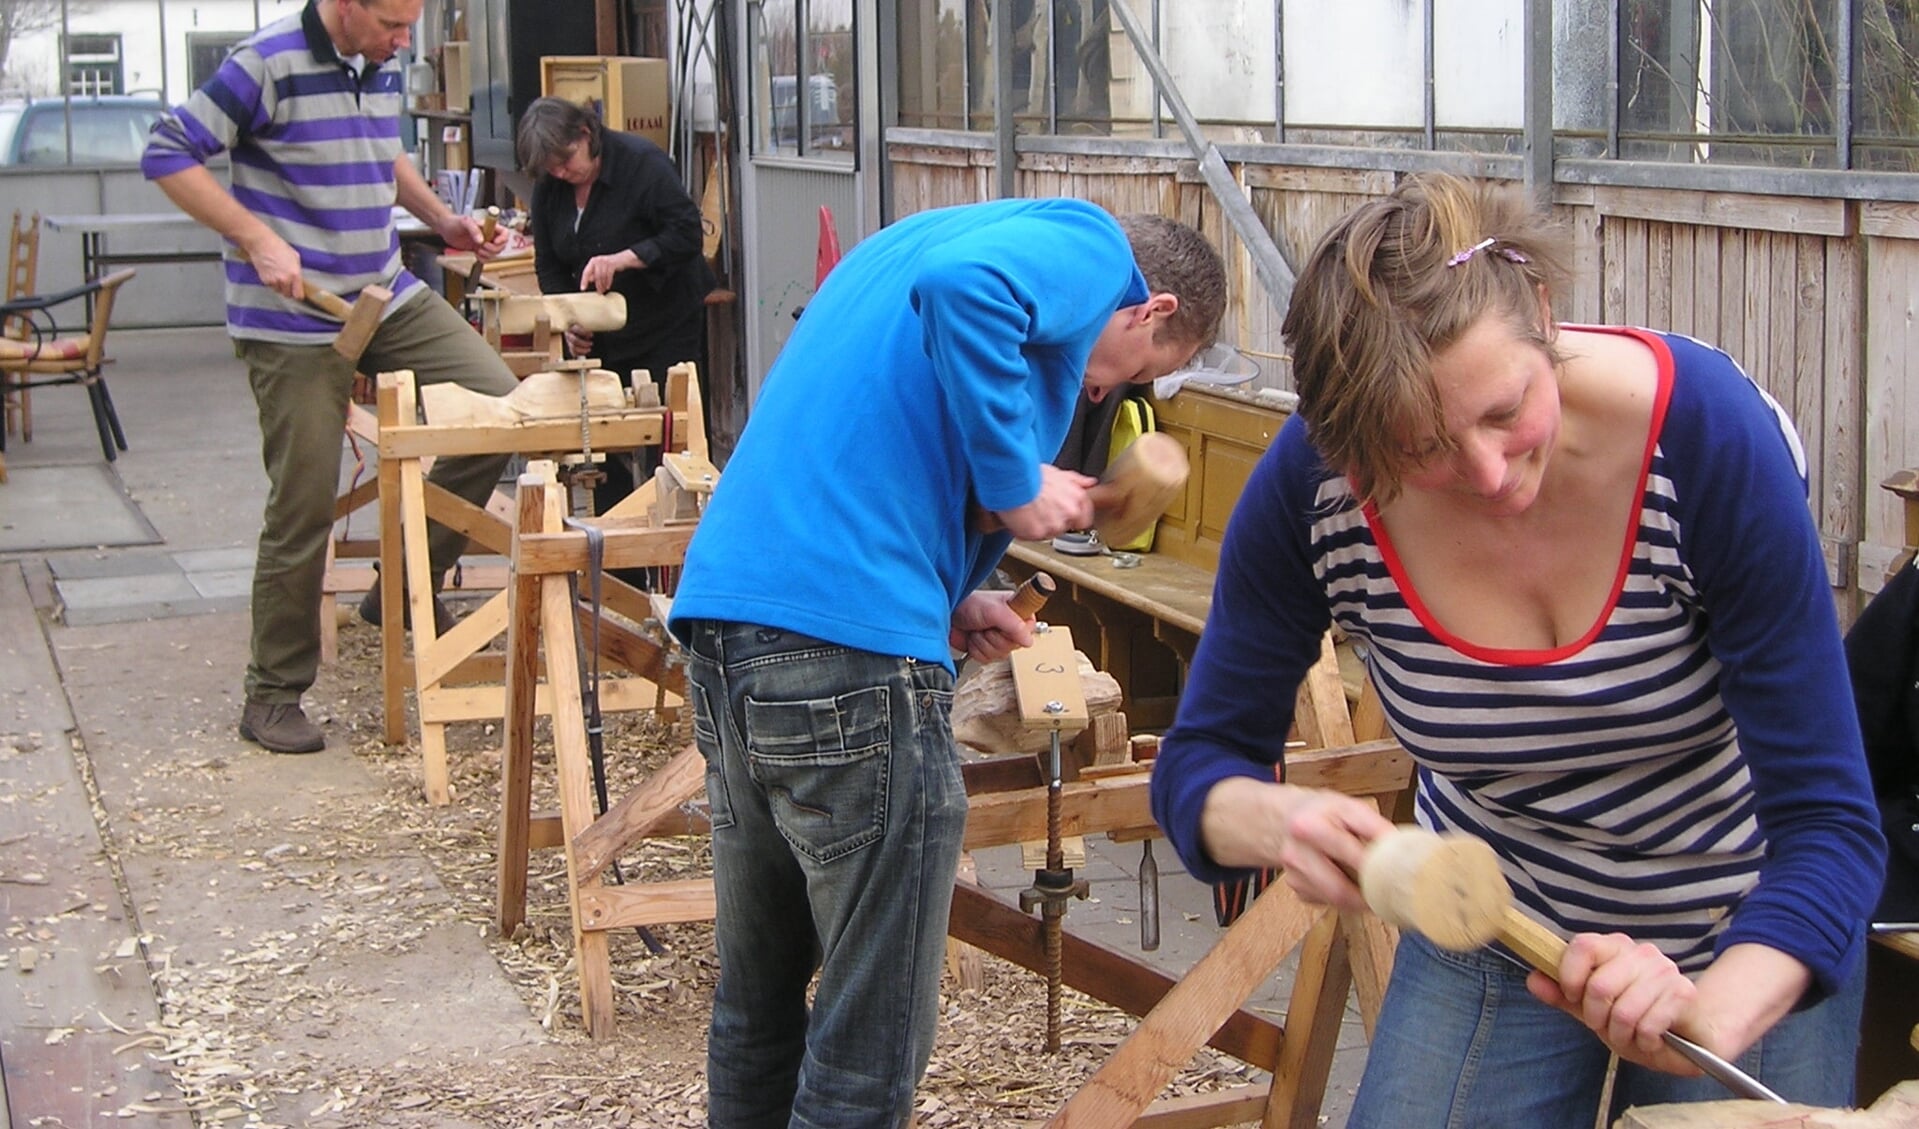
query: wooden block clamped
494 292 627 336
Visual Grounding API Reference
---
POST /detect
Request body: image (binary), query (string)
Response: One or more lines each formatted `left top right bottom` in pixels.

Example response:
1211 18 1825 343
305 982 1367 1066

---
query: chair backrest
82 269 137 368
4 211 40 343
7 211 39 302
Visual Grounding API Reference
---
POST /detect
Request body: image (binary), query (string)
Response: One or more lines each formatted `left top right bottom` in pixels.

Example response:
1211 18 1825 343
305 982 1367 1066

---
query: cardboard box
441 40 471 113
540 56 670 152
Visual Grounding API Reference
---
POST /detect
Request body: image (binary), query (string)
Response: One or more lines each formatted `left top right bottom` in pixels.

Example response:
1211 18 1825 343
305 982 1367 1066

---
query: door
737 0 880 398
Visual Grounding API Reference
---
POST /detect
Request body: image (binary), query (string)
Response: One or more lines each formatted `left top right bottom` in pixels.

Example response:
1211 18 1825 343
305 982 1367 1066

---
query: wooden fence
889 140 1919 611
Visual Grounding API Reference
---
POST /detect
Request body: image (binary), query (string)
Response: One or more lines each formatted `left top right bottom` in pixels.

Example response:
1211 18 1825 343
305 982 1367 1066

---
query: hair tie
1446 237 1529 268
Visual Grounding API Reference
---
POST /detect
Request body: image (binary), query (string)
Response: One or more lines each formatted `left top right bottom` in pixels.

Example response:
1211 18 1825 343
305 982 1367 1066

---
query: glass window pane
897 0 968 130
1052 0 1111 136
1162 1 1276 138
752 0 800 156
806 0 855 161
1283 0 1423 142
1854 1 1919 171
1621 0 1839 167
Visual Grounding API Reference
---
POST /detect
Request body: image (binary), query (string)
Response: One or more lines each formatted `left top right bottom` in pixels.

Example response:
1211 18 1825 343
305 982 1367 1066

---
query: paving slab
0 563 190 1129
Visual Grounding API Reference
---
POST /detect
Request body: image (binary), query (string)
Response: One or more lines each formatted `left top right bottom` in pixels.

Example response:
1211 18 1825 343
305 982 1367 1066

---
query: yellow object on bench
1108 396 1158 552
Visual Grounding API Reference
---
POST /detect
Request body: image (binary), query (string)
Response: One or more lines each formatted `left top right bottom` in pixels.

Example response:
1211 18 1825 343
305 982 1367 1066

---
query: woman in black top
517 97 714 522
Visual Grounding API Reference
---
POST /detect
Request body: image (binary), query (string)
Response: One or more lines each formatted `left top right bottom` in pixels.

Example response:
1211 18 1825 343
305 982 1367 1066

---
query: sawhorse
373 362 705 804
496 455 720 1038
955 630 1408 1126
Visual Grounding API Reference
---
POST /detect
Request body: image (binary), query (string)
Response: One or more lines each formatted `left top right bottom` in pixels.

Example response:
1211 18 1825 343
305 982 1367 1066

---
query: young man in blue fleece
670 198 1225 1128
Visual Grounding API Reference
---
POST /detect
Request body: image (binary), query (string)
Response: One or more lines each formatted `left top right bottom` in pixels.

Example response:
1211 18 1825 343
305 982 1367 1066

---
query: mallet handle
1006 572 1056 620
480 206 500 242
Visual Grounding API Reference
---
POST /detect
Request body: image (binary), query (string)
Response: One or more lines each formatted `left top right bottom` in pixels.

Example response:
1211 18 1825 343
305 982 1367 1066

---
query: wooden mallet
1086 431 1189 546
1358 825 1787 1102
235 249 389 363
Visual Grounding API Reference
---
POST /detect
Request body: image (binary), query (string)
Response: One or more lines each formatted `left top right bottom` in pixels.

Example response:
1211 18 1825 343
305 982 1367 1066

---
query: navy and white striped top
1152 327 1884 995
142 1 424 345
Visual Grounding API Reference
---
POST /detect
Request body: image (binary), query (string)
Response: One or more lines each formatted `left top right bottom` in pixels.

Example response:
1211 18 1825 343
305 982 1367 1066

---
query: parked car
0 95 166 166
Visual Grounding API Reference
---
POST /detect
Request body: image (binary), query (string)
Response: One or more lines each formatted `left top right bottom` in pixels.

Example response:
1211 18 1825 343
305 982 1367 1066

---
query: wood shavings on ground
106 619 1265 1126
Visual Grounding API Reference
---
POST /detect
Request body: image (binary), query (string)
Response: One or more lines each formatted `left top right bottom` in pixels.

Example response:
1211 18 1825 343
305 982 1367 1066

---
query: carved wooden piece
495 291 627 335
419 368 627 427
1615 1080 1919 1128
953 651 1121 755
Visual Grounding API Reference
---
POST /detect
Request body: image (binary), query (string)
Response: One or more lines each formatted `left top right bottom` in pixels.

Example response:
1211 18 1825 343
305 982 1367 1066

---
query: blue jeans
683 620 968 1129
1348 931 1867 1129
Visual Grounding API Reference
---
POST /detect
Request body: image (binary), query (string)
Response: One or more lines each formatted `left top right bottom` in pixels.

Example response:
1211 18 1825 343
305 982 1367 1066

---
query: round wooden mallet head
1359 827 1512 951
1088 431 1190 546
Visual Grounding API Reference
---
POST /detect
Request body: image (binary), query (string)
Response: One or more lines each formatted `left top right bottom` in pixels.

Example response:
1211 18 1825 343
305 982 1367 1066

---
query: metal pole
995 0 1016 196
1046 0 1057 134
1272 0 1283 143
1108 0 1297 310
1835 0 1853 170
1151 0 1162 139
1606 0 1620 158
1522 0 1554 204
157 0 170 105
1423 0 1436 150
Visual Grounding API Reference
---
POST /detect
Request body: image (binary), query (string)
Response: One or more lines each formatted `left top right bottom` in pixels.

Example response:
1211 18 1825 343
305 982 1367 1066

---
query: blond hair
1281 174 1570 504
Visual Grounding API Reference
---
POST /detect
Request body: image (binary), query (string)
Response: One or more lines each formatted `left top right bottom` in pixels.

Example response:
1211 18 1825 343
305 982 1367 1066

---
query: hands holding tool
239 232 307 301
993 464 1099 540
1198 779 1395 913
948 587 1041 664
436 208 509 260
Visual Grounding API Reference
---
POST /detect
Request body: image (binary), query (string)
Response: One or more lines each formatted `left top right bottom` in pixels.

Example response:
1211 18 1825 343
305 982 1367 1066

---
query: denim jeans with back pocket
682 620 966 1129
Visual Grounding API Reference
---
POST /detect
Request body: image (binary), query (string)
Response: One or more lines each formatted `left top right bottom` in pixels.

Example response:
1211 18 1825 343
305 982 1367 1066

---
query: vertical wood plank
497 467 548 938
1693 224 1721 346
1719 234 1747 372
1824 233 1864 591
1647 222 1673 331
1792 235 1827 523
1623 219 1649 328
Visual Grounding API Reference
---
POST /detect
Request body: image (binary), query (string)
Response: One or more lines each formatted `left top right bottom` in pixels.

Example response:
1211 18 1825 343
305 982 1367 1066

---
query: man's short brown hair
1119 212 1226 350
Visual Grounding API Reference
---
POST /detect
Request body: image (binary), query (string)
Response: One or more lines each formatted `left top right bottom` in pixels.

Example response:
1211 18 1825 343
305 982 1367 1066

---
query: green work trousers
239 290 515 704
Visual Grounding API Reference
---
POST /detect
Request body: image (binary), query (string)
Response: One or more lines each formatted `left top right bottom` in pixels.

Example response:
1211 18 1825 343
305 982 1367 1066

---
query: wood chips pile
113 617 1265 1127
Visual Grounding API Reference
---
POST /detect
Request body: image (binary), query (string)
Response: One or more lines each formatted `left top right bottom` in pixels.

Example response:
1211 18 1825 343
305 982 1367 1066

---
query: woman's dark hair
516 96 604 175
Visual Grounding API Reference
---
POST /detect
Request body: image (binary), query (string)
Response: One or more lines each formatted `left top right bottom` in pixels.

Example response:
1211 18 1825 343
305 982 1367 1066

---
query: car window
17 103 163 165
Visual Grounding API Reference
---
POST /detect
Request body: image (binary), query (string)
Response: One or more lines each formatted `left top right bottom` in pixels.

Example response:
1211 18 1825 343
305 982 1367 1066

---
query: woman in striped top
1149 173 1885 1125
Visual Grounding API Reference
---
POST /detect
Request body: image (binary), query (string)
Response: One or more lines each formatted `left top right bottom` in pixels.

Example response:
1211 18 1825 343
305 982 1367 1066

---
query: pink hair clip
1446 237 1529 268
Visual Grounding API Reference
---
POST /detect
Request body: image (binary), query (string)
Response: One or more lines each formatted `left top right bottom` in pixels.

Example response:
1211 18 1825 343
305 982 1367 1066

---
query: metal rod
1272 0 1283 143
1423 0 1436 151
1107 0 1298 310
1523 0 1555 204
994 0 1016 197
1836 0 1854 170
1151 0 1163 140
1606 0 1620 158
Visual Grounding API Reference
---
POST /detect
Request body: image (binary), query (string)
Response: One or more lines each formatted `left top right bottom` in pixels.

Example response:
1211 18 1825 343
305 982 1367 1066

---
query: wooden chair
0 269 138 462
4 210 41 442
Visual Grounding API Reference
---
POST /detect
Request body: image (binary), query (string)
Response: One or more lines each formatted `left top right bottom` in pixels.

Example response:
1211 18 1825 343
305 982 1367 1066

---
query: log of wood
953 650 1121 755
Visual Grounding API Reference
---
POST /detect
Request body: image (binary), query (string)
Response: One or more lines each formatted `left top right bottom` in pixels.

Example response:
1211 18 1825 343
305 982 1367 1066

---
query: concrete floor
0 327 1372 1127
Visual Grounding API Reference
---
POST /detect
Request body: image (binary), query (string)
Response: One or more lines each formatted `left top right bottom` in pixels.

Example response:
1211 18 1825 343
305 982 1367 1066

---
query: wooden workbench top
1005 539 1213 638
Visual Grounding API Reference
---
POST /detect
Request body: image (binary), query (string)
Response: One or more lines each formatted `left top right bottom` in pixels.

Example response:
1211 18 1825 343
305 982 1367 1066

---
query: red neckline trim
1360 325 1675 665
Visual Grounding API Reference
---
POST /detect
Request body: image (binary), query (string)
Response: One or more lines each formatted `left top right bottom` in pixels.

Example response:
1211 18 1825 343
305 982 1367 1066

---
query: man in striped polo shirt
142 0 515 754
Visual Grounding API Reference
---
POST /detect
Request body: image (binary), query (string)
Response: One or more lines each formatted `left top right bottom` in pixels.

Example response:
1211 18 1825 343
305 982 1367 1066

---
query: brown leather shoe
356 576 456 634
239 700 326 754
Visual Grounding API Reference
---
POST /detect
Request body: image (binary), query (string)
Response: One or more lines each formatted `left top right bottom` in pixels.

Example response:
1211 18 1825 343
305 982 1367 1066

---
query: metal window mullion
1423 0 1436 150
1273 0 1283 144
995 0 1016 196
1153 0 1164 140
1522 0 1553 201
1046 0 1057 134
1607 0 1620 158
797 0 811 157
1836 0 1854 169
